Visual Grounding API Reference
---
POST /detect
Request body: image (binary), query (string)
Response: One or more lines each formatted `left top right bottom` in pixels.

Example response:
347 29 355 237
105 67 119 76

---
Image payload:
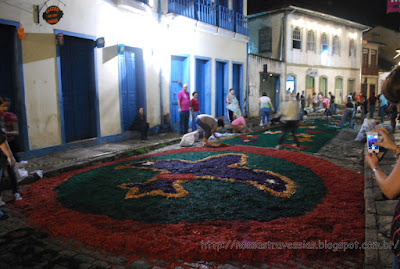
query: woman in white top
258 92 274 126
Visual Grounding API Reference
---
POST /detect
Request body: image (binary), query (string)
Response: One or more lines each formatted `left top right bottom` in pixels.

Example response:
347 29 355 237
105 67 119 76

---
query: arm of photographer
365 126 400 199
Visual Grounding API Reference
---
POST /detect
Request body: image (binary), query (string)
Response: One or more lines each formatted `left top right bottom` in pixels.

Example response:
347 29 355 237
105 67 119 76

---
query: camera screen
367 134 378 150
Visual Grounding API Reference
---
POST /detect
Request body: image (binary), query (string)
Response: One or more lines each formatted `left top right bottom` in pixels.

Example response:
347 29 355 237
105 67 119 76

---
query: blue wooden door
170 56 190 126
195 59 211 115
215 61 227 117
232 63 242 108
0 23 25 152
60 35 97 143
120 47 137 131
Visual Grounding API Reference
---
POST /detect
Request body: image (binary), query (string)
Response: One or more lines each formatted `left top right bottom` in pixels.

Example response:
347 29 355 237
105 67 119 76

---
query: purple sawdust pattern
116 154 297 199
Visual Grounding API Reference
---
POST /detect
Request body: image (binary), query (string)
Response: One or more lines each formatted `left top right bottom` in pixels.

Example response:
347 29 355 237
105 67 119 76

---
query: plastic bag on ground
355 118 376 142
179 130 199 147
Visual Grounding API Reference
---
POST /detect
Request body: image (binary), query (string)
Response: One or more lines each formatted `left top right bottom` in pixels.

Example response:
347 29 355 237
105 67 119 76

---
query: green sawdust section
55 151 326 224
219 118 345 152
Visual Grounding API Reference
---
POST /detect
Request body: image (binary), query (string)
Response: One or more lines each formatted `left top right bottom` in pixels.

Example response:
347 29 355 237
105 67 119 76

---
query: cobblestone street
0 116 390 269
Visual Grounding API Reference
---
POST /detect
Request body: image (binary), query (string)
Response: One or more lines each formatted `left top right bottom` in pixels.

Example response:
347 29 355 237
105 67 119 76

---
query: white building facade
248 6 368 116
0 0 248 155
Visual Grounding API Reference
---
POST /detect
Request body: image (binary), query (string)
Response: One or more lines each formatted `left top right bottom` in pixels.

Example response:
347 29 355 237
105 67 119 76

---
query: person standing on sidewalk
364 65 400 268
0 106 16 219
178 84 190 135
226 89 238 122
0 97 22 201
190 92 200 131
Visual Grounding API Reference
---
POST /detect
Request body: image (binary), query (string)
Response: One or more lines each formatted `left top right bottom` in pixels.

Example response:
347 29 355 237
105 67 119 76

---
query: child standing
0 97 22 203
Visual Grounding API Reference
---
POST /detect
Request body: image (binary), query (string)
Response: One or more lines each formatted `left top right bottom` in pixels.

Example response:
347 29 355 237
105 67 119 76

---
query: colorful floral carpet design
221 118 342 152
16 146 364 266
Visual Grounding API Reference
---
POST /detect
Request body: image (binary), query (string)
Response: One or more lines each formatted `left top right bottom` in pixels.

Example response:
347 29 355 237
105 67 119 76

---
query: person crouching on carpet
232 115 251 133
364 65 400 269
195 114 224 146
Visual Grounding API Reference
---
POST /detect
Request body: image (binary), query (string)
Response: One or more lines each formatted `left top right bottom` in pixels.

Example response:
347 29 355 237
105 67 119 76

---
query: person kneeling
195 114 224 146
130 107 150 140
231 116 251 133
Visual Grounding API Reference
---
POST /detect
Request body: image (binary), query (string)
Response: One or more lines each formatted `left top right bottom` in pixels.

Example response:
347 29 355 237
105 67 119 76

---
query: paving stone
242 265 259 269
131 260 152 269
92 260 112 268
377 216 394 234
74 254 96 264
217 265 241 269
152 259 167 266
376 201 398 215
78 263 92 269
366 198 377 214
104 256 126 265
366 213 377 229
59 250 78 258
378 248 394 268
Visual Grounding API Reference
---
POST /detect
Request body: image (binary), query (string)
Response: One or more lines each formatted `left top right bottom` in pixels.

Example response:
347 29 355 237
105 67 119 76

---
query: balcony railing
196 0 216 25
168 0 196 20
235 12 248 36
362 66 378 76
168 0 248 35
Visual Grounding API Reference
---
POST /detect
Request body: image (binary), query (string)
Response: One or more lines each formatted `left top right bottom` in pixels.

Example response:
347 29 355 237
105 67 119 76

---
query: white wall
0 0 248 150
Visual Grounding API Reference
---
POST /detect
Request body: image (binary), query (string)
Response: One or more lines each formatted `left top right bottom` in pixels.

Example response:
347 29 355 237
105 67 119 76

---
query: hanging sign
307 69 318 77
387 0 400 13
43 6 64 25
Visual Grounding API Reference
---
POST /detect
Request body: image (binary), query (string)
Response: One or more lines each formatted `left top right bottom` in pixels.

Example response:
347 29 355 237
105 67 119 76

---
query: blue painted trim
232 61 244 108
194 55 212 115
55 46 66 144
245 43 249 117
0 19 20 27
93 43 101 138
195 56 212 61
215 59 229 118
118 44 125 132
55 30 100 144
54 29 96 41
16 32 30 152
0 19 30 151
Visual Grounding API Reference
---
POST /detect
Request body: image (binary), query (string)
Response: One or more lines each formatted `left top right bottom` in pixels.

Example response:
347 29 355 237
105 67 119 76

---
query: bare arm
365 126 400 199
269 100 274 111
0 141 15 167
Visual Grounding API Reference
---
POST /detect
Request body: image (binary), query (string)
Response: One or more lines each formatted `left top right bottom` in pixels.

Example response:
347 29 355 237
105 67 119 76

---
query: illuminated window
332 36 340 55
321 33 328 53
349 39 356 57
292 27 301 49
259 27 272 53
307 30 315 52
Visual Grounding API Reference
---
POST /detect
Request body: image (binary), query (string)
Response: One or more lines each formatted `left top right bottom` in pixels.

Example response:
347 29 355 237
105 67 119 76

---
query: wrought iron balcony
168 0 248 35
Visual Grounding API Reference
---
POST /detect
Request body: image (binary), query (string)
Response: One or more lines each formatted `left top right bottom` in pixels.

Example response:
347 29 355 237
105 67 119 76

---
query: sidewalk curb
19 138 181 183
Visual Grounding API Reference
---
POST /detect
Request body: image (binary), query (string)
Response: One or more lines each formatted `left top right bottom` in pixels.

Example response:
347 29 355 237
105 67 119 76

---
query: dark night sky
248 0 400 31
